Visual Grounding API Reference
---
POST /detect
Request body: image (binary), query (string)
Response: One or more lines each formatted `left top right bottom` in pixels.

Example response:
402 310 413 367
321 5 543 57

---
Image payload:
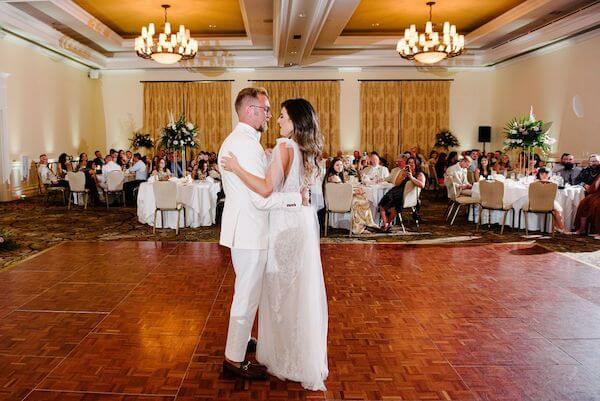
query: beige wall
490 34 600 158
0 37 105 162
101 67 496 155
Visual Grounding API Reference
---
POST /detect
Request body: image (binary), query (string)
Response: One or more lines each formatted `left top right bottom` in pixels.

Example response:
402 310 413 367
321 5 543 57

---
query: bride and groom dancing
217 87 328 390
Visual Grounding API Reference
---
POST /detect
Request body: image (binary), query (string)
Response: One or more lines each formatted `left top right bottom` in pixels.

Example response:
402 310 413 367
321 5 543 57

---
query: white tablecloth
469 180 585 231
137 179 221 228
329 182 394 229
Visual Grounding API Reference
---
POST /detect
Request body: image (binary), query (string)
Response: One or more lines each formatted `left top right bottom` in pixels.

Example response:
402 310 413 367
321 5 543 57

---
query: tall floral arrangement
434 129 460 150
503 107 554 175
159 113 198 150
503 111 554 153
129 131 154 150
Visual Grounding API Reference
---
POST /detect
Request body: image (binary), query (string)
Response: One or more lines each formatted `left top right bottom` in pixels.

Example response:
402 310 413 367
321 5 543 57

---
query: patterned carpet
1 192 598 269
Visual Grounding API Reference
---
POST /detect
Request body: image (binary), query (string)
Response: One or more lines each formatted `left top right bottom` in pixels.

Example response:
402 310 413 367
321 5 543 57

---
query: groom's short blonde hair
235 87 269 115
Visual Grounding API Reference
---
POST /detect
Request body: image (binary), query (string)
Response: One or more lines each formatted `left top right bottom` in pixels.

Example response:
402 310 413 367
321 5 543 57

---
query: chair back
153 181 178 209
479 180 504 209
107 170 125 191
324 182 353 213
528 181 557 212
66 171 86 191
403 180 421 208
445 179 459 201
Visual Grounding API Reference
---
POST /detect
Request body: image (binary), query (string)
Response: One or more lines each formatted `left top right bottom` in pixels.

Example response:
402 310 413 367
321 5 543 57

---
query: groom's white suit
219 122 302 362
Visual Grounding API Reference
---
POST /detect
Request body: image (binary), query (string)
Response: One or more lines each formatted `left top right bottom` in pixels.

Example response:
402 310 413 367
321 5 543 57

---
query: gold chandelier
396 1 465 64
134 4 198 65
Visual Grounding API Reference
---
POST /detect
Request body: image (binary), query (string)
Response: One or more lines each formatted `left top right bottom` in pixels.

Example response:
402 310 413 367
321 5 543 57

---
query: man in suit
218 87 307 380
445 155 473 195
554 153 582 185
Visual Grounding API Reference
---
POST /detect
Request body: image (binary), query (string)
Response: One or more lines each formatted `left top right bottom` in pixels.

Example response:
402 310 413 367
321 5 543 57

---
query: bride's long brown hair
281 98 323 183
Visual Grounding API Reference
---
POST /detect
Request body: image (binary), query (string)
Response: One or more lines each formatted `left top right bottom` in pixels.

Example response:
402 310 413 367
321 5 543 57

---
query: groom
218 87 306 379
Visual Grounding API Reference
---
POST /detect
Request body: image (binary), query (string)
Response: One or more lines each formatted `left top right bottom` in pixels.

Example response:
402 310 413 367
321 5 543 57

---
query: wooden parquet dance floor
1 241 600 401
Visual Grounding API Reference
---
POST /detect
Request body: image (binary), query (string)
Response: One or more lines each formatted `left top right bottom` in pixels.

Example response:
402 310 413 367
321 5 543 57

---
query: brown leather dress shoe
222 360 268 380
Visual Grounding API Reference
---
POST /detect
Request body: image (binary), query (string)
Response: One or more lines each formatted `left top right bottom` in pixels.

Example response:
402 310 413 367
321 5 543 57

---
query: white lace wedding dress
256 137 329 391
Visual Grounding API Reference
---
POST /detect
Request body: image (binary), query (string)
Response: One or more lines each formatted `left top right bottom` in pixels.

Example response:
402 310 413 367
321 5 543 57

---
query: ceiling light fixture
135 4 198 65
396 1 464 64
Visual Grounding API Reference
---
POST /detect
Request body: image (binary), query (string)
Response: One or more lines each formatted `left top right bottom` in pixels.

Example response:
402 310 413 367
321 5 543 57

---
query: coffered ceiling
0 0 598 70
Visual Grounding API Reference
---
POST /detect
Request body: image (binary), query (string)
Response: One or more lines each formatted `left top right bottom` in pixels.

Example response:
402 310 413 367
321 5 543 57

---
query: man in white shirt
361 152 390 183
38 154 68 189
445 155 473 195
97 155 122 190
124 153 147 204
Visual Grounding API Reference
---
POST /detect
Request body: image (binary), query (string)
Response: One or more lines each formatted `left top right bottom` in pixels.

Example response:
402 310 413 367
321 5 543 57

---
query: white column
0 73 10 187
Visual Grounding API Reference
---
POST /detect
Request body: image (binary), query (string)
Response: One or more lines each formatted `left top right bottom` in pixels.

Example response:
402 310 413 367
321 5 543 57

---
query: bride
221 98 328 391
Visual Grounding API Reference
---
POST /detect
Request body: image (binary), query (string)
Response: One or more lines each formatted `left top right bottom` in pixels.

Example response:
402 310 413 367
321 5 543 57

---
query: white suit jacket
218 122 301 250
445 163 468 186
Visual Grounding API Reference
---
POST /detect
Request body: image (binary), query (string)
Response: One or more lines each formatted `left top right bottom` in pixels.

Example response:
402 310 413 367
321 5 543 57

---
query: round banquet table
469 179 585 231
137 178 221 229
328 182 394 230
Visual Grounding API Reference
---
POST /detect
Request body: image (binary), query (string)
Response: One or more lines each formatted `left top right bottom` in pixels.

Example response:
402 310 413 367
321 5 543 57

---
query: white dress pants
225 248 267 362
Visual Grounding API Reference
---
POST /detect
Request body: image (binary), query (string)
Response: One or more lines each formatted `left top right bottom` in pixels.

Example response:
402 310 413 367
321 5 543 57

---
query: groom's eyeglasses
250 105 271 115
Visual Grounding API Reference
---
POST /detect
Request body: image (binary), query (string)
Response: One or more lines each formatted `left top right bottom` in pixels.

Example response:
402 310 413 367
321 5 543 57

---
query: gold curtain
143 82 186 143
297 81 340 156
360 81 402 161
186 81 232 152
253 81 340 154
400 81 450 156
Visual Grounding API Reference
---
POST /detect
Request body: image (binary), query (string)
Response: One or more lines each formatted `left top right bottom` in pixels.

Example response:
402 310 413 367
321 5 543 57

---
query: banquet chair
521 181 558 236
396 180 422 233
153 181 184 236
445 180 479 225
476 180 515 235
427 164 440 191
324 182 353 237
104 170 126 208
66 171 89 210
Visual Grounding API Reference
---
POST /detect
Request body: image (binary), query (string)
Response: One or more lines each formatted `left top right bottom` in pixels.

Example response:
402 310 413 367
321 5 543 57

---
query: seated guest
38 154 68 189
57 153 72 179
169 152 183 178
494 154 512 175
342 156 358 181
445 156 473 195
575 154 599 187
352 150 361 168
535 167 566 233
152 158 172 180
126 151 134 168
98 154 121 190
469 150 480 172
446 151 458 169
386 154 407 184
435 152 447 184
358 156 369 170
193 159 209 180
324 158 379 235
361 152 390 183
92 150 104 167
571 171 600 234
427 150 438 167
378 156 426 231
474 156 492 181
74 153 90 171
124 153 148 203
409 146 425 164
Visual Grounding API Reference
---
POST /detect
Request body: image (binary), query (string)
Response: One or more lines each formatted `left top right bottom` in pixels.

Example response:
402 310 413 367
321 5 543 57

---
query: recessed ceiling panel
73 0 246 37
343 0 527 35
